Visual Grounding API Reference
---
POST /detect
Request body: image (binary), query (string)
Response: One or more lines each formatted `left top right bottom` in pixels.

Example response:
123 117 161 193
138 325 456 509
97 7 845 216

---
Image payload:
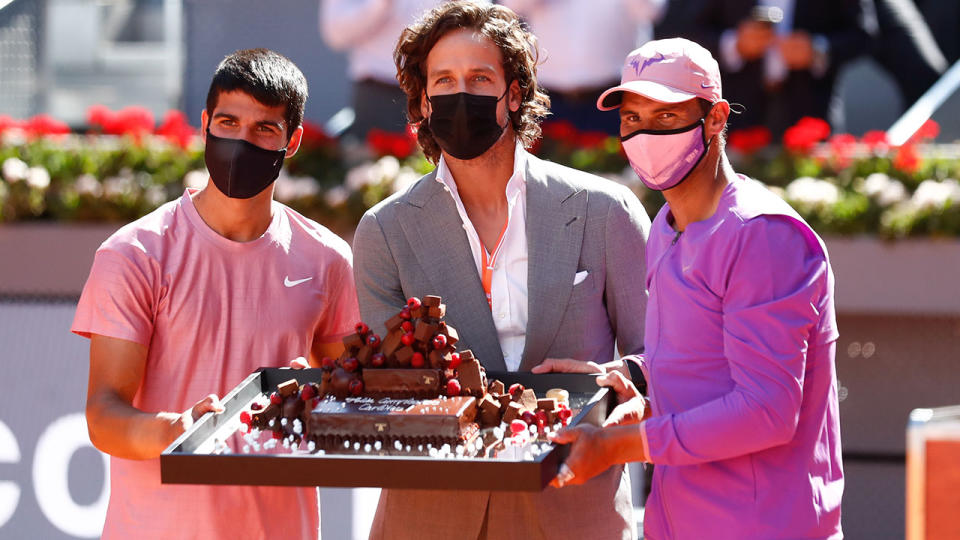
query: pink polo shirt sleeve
644 216 830 465
73 246 158 347
313 253 360 344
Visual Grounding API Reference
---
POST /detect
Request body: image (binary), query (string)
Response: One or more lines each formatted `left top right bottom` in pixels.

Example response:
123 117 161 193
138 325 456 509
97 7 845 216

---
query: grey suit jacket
353 152 650 540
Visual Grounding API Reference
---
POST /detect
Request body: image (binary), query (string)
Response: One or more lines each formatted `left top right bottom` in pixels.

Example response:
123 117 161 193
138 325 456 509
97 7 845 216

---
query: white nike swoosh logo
284 276 313 287
700 83 714 88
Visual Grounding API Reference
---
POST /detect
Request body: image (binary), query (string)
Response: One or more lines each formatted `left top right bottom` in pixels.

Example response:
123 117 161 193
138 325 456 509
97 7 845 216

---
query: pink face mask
621 119 709 191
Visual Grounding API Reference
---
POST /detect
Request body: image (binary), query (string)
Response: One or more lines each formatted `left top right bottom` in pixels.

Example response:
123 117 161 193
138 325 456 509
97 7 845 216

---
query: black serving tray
160 368 610 491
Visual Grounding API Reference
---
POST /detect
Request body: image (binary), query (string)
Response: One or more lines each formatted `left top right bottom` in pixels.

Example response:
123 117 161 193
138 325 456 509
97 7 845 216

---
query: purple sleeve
71 248 157 346
645 216 830 465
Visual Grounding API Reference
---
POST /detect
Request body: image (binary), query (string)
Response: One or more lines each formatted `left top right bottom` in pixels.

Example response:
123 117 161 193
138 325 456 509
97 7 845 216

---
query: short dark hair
205 48 308 137
394 1 551 163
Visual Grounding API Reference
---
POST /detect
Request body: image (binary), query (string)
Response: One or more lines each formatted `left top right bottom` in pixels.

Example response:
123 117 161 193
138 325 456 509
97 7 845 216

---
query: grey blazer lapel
520 157 587 371
397 172 507 370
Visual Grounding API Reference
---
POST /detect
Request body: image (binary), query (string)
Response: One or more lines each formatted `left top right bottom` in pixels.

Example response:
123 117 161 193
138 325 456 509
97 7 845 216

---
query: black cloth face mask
204 129 287 199
426 87 509 160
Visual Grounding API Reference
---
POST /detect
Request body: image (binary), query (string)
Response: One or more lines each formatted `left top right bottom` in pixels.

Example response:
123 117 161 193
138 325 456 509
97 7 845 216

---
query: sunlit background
2 1 959 538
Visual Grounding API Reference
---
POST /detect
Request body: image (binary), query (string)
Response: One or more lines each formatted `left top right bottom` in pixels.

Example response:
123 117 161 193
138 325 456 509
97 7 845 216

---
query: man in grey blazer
352 2 650 538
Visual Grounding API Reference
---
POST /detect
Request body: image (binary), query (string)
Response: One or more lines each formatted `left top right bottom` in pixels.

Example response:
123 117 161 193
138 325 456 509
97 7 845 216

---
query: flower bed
0 107 958 238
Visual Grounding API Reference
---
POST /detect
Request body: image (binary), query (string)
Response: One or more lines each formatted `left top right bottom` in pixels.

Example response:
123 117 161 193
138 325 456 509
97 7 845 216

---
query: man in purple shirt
548 38 844 539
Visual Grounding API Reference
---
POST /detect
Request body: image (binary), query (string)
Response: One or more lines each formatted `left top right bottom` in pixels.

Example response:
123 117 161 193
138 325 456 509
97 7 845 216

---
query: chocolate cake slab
361 368 442 398
160 368 610 491
307 395 479 452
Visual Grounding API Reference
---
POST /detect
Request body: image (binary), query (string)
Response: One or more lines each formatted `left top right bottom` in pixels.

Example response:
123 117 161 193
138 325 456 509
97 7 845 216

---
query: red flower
893 144 920 174
86 105 155 139
86 105 116 133
828 133 855 152
728 126 772 155
25 114 70 137
909 119 939 143
367 128 416 159
115 107 155 139
0 115 23 135
783 117 830 154
860 130 889 152
155 110 196 149
575 131 609 149
300 121 335 148
828 133 856 168
795 117 831 140
541 120 578 144
783 126 816 154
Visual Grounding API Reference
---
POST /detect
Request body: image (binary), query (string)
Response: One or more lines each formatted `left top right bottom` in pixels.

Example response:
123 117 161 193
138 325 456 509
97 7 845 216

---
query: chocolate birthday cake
240 295 574 457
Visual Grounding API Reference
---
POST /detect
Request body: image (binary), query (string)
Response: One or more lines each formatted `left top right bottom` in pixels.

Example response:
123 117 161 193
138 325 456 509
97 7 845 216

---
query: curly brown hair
394 1 551 163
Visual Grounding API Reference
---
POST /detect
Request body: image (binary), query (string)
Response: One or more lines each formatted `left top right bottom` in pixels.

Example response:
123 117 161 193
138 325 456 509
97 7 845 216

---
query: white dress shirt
499 0 666 91
436 142 528 371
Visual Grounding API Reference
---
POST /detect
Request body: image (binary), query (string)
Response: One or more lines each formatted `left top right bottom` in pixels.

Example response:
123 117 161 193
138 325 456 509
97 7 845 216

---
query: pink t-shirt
72 189 359 539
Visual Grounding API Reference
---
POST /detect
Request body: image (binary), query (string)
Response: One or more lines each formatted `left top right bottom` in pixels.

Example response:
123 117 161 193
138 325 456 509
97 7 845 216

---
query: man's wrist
626 358 647 395
601 422 649 465
639 420 652 463
158 411 187 449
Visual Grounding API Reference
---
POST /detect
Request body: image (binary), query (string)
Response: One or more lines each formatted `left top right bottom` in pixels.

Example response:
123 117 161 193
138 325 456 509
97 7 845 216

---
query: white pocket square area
573 270 589 286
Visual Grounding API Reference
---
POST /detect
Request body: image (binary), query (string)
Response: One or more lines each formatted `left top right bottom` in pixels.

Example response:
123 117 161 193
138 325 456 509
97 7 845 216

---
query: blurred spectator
321 1 473 138
657 0 876 137
872 0 946 105
501 0 666 135
917 0 960 65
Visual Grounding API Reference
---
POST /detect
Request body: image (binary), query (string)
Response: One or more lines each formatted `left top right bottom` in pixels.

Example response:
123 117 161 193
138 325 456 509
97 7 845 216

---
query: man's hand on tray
180 393 225 431
596 371 650 426
549 370 652 489
549 421 647 488
531 357 602 374
288 356 310 369
531 357 627 376
549 378 649 488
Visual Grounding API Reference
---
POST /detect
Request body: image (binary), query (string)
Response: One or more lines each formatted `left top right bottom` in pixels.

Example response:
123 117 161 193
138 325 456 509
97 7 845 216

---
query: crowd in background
321 0 958 140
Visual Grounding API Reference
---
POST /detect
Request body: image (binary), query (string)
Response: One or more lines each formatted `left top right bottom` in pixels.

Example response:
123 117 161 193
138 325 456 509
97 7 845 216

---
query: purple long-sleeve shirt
637 175 844 539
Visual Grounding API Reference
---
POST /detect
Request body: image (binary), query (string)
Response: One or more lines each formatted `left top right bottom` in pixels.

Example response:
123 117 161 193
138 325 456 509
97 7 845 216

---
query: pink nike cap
597 38 722 110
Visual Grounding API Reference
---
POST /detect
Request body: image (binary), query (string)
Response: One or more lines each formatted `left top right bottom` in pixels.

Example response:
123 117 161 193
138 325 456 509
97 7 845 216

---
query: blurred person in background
501 0 667 135
657 0 876 137
72 49 359 539
321 0 491 139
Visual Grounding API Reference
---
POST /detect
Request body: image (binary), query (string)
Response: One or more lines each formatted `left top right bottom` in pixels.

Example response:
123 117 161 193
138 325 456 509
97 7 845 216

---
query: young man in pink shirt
551 38 844 539
72 48 359 538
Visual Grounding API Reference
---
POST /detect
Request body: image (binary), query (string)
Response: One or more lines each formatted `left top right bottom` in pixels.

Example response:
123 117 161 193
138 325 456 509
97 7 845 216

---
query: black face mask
426 87 508 160
204 129 287 199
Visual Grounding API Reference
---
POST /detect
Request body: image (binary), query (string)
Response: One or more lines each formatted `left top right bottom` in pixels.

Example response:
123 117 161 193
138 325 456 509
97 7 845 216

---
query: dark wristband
626 358 647 396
